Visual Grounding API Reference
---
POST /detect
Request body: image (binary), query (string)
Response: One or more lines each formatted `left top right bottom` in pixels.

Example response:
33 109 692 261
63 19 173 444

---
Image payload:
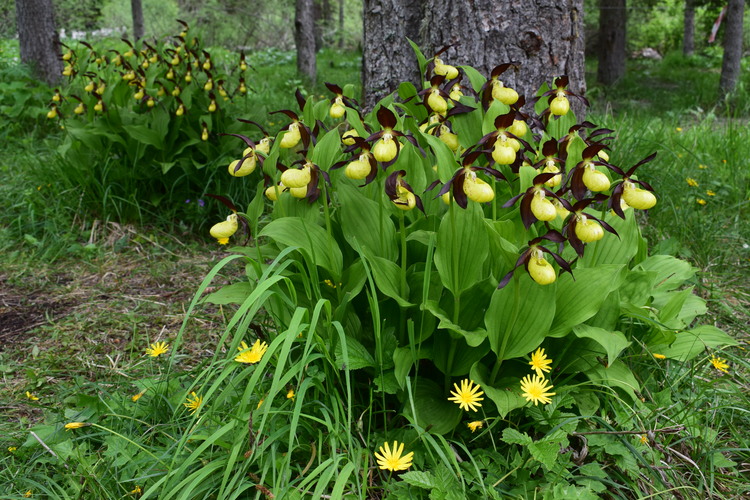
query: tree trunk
15 0 62 86
361 0 423 109
338 0 344 49
419 0 586 109
683 0 695 56
295 0 317 84
313 0 323 51
597 0 627 85
718 0 745 99
131 0 145 41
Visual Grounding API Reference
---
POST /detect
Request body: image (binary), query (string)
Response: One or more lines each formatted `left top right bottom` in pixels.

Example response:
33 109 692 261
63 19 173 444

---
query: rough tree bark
597 0 627 85
718 0 745 99
338 0 344 49
361 0 422 108
15 0 62 86
362 0 586 112
295 0 317 84
420 0 586 108
683 0 695 56
131 0 145 41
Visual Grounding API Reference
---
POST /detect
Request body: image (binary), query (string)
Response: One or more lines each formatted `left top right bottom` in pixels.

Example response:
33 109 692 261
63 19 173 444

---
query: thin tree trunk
597 0 627 85
131 0 145 41
683 0 695 56
361 0 422 109
295 0 317 84
15 0 62 86
419 0 586 112
338 0 344 49
718 0 745 99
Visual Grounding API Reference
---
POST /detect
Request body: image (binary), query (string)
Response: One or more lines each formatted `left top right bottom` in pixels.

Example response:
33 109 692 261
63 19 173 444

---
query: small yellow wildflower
234 340 268 364
25 391 39 401
64 422 88 431
145 341 169 357
706 190 716 196
528 347 552 377
686 178 698 187
698 164 707 169
257 399 264 409
130 485 142 495
676 127 683 132
709 355 729 374
467 421 483 433
131 388 147 402
652 353 666 360
184 392 203 415
697 198 707 206
24 491 32 498
8 446 17 452
286 389 295 400
520 374 556 406
447 379 484 412
640 434 648 445
374 441 413 472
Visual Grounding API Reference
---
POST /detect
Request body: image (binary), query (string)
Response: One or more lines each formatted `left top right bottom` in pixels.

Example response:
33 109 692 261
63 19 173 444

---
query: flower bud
74 103 85 115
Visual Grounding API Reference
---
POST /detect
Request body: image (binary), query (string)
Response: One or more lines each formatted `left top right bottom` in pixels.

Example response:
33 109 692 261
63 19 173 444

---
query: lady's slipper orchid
498 231 573 288
210 213 238 245
503 173 564 229
386 170 423 212
607 152 658 217
436 151 506 209
564 196 619 256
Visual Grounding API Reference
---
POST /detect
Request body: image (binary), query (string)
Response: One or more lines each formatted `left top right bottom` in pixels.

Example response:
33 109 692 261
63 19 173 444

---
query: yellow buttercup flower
652 353 666 360
184 392 203 415
24 491 32 498
374 441 413 472
448 379 484 412
709 355 729 374
467 421 483 433
696 198 707 206
286 388 295 400
131 388 147 402
520 374 556 406
686 177 698 187
234 340 268 364
64 422 88 431
528 348 552 377
130 485 142 495
145 341 169 357
8 446 17 452
26 391 39 401
706 190 716 196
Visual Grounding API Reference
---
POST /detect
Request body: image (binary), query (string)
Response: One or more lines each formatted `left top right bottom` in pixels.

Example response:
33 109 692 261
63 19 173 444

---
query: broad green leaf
202 282 253 305
334 336 375 370
481 99 510 136
361 247 411 307
451 105 483 149
528 440 560 470
421 300 487 347
122 124 163 148
651 325 737 361
432 330 490 376
434 203 489 297
585 360 640 402
459 65 487 94
393 346 432 389
245 181 267 235
470 363 526 417
619 270 658 308
572 325 630 367
658 287 693 328
406 38 428 80
259 217 342 279
337 183 397 260
636 254 695 292
421 131 459 182
485 274 556 360
548 265 625 338
310 128 342 169
410 377 462 434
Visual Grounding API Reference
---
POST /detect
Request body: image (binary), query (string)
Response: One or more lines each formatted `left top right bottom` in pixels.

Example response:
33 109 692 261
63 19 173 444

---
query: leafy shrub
9 46 737 498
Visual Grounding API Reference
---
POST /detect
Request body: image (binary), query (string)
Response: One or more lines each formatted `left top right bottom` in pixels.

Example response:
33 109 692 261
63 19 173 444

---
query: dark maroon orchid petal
237 119 269 137
519 193 536 229
625 152 658 177
502 192 524 209
376 106 397 129
295 89 307 111
222 133 257 149
325 82 343 95
205 194 238 212
271 109 300 122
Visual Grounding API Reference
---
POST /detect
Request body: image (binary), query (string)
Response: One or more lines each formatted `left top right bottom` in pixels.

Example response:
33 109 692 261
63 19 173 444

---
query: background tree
718 0 745 99
362 0 586 111
295 0 317 84
683 0 695 56
131 0 145 40
597 0 627 85
15 0 63 86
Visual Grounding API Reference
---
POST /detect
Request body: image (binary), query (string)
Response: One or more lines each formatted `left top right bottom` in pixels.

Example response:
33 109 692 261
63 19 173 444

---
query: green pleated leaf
635 254 696 292
201 282 253 305
470 363 526 418
432 330 490 377
548 265 625 338
434 203 489 297
572 325 630 367
259 217 342 279
585 360 640 402
651 325 737 361
337 183 397 260
485 273 557 360
410 377 462 434
581 210 640 267
421 300 487 347
334 336 375 370
361 247 412 307
310 128 343 170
